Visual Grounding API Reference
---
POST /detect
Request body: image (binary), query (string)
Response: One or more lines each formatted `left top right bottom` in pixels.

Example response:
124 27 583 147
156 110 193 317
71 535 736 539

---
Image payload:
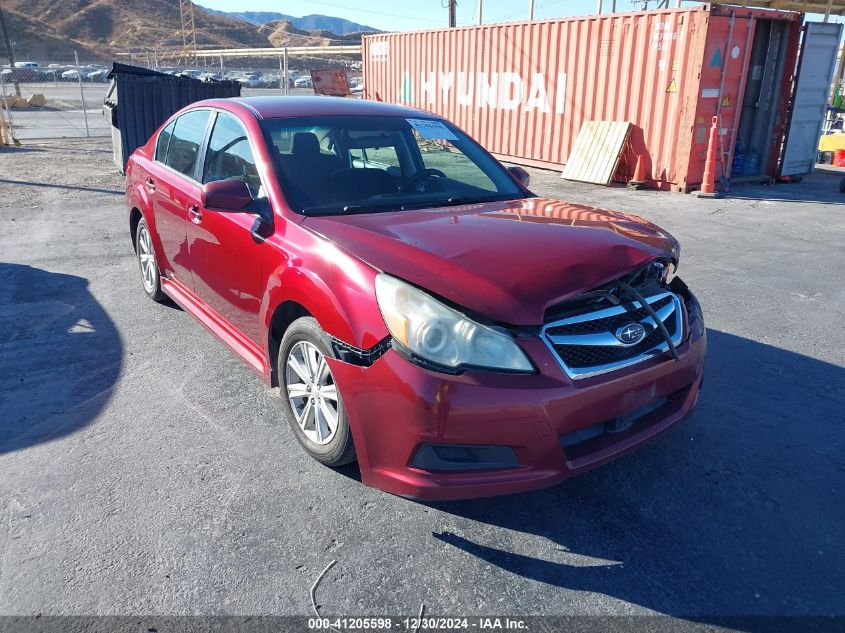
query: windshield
261 115 527 215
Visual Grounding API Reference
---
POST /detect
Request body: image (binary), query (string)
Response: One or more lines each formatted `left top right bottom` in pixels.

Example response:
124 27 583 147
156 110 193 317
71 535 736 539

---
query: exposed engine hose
617 280 680 362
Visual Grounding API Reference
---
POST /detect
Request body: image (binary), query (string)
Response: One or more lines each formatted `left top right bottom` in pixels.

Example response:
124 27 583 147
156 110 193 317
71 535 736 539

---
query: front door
187 110 265 345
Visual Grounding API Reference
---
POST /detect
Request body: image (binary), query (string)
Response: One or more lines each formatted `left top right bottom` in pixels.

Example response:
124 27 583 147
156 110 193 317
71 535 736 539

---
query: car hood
304 197 679 326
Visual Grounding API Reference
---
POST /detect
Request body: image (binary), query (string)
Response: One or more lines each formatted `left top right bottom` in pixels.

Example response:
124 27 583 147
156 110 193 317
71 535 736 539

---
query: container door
780 22 843 176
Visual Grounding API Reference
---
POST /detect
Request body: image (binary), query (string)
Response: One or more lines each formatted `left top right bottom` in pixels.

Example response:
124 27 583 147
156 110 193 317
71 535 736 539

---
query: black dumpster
105 63 242 172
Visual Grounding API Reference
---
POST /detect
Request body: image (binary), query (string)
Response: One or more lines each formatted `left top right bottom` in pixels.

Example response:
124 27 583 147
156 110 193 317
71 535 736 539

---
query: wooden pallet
562 120 632 185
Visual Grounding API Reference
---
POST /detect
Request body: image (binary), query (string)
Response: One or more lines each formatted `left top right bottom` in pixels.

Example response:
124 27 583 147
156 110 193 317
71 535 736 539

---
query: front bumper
328 290 706 501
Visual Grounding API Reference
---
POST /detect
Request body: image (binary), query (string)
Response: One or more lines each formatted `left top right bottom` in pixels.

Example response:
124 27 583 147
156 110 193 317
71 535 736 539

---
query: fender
260 229 389 352
125 157 167 268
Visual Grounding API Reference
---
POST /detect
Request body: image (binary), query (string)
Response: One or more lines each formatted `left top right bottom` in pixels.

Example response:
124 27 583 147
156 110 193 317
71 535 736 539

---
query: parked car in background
2 66 38 82
87 69 110 82
293 75 312 88
260 73 282 89
236 73 263 88
61 68 86 81
197 72 224 82
125 97 705 500
179 69 203 79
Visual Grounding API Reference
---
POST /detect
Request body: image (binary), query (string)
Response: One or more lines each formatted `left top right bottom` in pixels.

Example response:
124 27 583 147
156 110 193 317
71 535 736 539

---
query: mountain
1 0 368 61
259 20 365 48
4 0 269 52
0 8 106 62
204 9 378 35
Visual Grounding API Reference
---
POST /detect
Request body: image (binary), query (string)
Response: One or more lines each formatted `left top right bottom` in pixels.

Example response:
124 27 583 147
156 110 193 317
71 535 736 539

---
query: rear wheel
278 317 357 466
136 217 166 302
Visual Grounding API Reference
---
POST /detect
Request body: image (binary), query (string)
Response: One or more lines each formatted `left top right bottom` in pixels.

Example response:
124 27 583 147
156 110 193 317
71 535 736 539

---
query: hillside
1 0 366 61
4 0 269 52
204 8 378 34
259 21 367 48
0 8 106 62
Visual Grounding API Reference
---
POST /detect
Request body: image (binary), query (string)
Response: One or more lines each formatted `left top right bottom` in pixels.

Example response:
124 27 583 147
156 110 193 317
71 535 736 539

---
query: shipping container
363 5 840 191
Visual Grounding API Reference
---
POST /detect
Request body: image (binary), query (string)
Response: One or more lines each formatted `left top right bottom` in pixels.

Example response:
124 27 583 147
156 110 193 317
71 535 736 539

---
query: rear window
164 110 211 179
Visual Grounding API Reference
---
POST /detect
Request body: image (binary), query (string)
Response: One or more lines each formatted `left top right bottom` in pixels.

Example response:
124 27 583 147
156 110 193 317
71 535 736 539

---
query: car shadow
426 330 844 617
0 262 123 454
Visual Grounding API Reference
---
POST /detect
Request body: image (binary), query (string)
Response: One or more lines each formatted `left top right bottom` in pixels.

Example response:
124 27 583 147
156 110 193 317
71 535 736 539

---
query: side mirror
507 165 530 188
201 179 252 211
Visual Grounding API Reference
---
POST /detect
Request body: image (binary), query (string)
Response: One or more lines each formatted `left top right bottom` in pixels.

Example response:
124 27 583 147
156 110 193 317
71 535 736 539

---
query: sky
196 0 843 32
195 0 679 32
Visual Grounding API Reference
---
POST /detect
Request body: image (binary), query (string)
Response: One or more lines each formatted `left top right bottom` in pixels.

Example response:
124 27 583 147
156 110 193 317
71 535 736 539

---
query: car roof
194 96 436 120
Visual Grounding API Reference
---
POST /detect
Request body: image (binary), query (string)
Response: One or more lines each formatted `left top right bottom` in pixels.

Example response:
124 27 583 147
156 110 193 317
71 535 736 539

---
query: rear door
150 109 212 287
780 22 843 176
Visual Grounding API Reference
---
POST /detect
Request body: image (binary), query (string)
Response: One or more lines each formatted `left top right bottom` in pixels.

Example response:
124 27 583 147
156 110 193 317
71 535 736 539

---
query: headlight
375 274 533 373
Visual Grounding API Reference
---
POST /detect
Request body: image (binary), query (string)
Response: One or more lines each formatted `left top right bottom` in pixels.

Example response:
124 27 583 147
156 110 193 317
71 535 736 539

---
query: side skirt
161 277 269 382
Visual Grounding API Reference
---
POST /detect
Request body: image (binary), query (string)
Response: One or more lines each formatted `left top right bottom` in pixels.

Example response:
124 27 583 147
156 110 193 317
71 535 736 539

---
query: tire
278 317 357 467
135 217 166 302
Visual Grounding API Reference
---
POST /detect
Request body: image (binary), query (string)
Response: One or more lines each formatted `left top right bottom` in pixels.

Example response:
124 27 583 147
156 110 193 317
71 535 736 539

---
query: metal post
0 1 21 96
0 69 15 140
279 55 284 95
596 0 602 14
74 50 90 138
529 0 534 20
478 0 483 24
283 47 289 96
449 0 457 27
219 54 224 74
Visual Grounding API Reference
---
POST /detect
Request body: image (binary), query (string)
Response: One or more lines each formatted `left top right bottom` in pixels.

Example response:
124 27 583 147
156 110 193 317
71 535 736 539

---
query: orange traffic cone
627 154 647 190
696 116 721 198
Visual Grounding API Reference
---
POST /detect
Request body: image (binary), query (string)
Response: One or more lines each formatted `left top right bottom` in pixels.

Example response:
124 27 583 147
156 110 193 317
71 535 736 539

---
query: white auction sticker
406 118 458 140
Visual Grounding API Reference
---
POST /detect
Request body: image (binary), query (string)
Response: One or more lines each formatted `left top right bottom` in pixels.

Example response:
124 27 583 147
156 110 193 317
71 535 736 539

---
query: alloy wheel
138 225 157 292
284 341 339 445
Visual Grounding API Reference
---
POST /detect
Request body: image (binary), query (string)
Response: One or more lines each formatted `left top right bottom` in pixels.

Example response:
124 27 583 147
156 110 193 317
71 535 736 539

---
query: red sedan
125 97 706 500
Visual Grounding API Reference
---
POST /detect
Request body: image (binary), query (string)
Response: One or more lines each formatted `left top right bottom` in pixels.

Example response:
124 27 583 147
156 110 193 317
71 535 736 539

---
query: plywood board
561 121 632 185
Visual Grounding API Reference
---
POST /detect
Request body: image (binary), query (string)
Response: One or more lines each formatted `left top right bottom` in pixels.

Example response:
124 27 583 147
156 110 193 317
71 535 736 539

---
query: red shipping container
363 5 807 191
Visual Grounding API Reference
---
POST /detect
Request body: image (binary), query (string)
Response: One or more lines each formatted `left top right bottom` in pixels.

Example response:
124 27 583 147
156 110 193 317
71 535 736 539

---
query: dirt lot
0 139 843 623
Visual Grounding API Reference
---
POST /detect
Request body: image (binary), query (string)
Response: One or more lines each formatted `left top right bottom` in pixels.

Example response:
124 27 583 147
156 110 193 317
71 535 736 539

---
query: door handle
145 177 156 191
187 204 202 224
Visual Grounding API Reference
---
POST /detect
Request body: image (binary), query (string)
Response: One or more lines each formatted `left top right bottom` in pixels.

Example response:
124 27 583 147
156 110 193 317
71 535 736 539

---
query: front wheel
136 217 166 302
278 317 357 467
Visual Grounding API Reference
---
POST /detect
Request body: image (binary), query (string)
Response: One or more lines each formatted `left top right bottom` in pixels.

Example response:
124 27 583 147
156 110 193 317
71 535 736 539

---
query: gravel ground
0 139 843 622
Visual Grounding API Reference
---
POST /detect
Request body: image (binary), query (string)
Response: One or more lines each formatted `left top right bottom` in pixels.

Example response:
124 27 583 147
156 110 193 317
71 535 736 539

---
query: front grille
541 292 683 379
546 295 673 337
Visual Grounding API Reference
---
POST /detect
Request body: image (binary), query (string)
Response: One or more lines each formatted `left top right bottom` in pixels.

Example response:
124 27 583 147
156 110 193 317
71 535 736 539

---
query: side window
155 120 175 162
202 112 262 197
164 109 211 179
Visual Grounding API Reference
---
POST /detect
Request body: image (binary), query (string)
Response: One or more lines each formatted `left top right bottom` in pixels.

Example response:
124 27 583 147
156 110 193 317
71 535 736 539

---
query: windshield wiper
301 204 397 216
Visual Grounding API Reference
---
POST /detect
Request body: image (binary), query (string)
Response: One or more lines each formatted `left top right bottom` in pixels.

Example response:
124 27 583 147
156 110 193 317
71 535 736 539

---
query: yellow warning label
721 95 731 107
672 59 680 72
666 78 678 93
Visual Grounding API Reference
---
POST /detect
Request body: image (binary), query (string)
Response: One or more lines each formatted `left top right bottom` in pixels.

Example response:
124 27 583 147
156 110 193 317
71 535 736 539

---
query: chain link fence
0 58 113 140
1 54 363 142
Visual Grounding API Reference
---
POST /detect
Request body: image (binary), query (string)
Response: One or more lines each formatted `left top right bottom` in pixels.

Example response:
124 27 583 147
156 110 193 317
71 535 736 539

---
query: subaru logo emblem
616 322 646 345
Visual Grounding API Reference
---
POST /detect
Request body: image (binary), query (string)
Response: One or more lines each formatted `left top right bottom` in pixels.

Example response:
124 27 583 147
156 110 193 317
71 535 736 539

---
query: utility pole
529 0 535 21
448 0 456 28
0 1 21 96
